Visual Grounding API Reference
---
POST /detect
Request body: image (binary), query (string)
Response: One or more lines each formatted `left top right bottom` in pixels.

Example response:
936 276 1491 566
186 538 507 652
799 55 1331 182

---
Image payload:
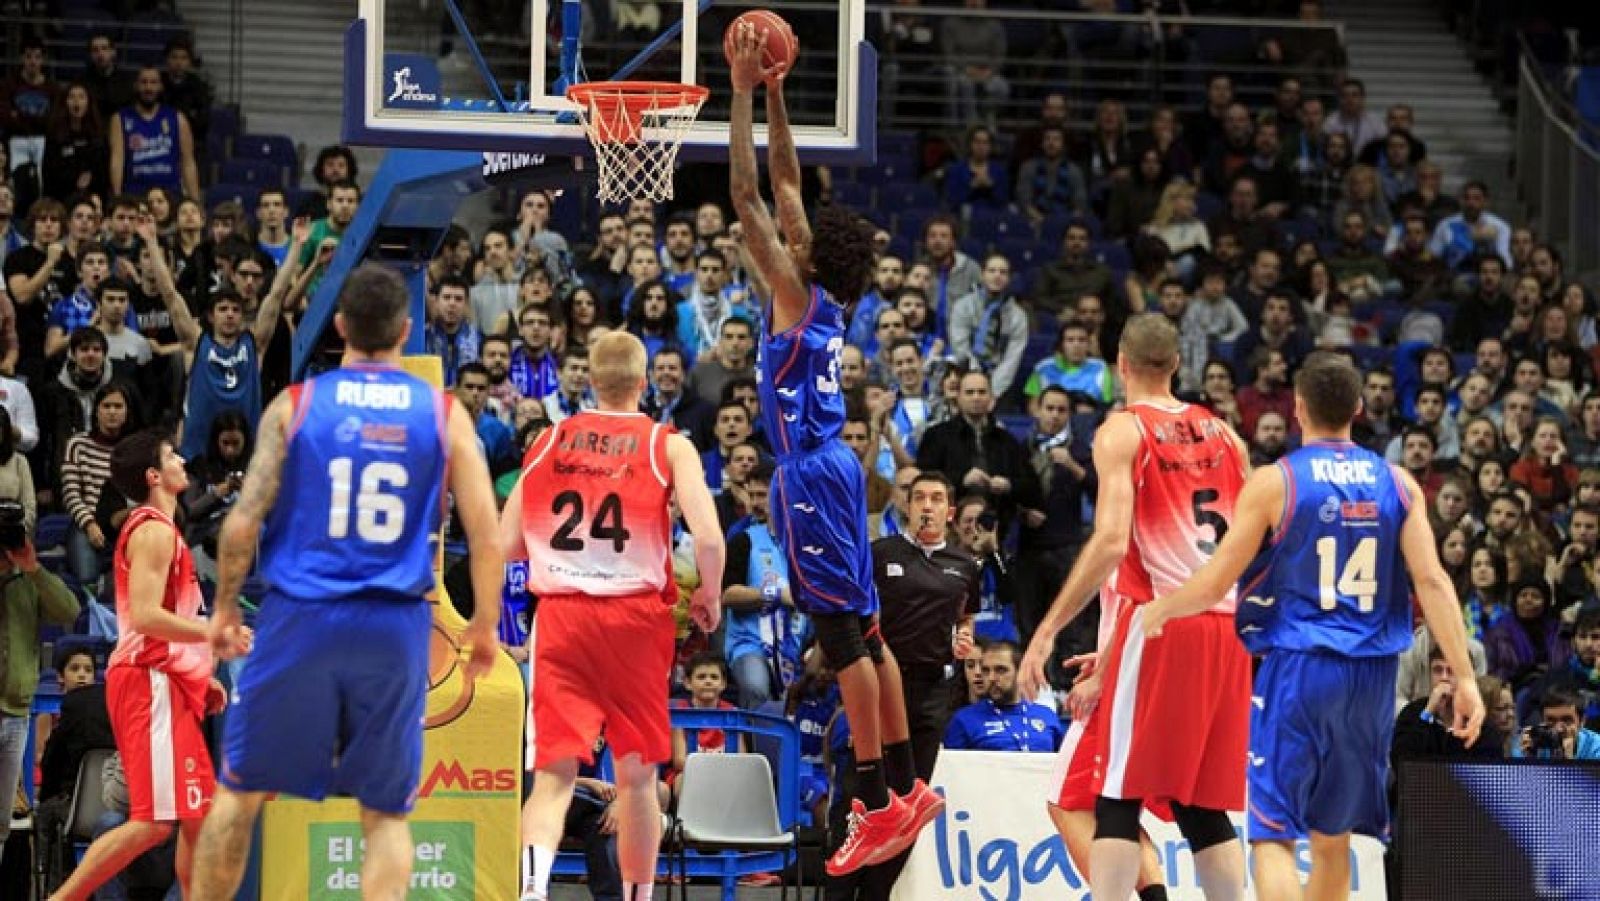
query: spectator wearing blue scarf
508 302 560 400
721 464 810 710
948 254 1029 398
424 275 481 387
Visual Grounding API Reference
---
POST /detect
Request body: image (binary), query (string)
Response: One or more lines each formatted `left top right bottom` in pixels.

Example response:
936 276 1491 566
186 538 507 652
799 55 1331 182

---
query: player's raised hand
728 22 770 93
461 619 499 683
1448 674 1486 748
690 582 722 634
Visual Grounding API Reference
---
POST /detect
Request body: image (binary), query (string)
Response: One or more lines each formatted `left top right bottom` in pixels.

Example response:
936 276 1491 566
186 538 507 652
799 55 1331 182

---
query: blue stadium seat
1195 192 1223 223
879 182 939 212
1093 241 1132 274
232 134 298 171
990 211 1035 241
205 183 259 213
218 159 286 188
893 206 940 243
830 181 871 208
1276 216 1321 249
959 236 988 260
995 236 1045 272
209 105 241 141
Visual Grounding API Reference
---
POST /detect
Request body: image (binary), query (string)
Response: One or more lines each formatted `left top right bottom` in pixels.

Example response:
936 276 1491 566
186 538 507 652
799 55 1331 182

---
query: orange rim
566 81 709 144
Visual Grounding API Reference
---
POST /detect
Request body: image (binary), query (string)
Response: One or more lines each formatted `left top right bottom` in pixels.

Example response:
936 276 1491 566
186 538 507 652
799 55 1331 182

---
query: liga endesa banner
893 750 1389 900
258 355 525 900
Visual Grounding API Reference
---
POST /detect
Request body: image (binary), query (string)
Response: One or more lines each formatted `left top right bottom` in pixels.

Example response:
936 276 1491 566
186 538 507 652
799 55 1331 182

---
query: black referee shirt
872 535 982 669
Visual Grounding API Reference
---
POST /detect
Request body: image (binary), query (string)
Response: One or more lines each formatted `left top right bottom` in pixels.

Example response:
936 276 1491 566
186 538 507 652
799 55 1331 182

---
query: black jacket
39 682 115 802
872 536 981 668
915 416 1042 529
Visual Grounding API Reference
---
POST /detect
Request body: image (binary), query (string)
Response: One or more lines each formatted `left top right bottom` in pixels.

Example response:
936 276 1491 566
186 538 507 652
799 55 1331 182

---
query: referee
830 471 980 900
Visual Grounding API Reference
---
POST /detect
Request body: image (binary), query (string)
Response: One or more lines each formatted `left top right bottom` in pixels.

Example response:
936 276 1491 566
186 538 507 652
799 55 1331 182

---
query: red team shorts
107 666 214 822
528 592 676 770
1092 601 1251 812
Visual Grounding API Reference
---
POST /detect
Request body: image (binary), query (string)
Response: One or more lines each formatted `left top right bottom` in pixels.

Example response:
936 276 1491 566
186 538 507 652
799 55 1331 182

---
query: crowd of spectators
3 0 1600 895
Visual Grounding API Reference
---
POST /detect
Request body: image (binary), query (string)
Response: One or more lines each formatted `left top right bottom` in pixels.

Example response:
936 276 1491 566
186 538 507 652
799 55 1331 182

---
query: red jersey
109 506 213 693
1107 401 1247 613
521 410 675 599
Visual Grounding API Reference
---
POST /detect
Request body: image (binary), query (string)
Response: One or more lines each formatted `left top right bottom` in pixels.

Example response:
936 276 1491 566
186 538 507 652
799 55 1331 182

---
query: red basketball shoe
824 794 913 876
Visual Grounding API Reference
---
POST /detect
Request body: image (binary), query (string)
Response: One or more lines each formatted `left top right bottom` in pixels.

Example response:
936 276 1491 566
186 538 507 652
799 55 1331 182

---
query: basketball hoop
566 81 709 203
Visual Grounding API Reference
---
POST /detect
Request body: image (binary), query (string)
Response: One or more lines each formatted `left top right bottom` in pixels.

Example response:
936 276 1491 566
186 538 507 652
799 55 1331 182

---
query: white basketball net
567 83 709 203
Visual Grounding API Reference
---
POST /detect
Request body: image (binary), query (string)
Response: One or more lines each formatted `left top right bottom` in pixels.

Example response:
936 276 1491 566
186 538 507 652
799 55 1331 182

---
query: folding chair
37 747 116 897
671 752 796 901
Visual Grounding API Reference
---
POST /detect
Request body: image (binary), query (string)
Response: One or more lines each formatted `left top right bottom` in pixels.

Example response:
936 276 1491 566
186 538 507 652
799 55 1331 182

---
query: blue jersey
119 105 182 195
757 285 846 456
1237 440 1414 657
261 365 448 603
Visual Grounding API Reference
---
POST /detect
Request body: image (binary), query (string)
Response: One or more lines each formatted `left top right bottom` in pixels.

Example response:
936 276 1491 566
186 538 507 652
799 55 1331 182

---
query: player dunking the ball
1144 352 1483 900
1020 314 1252 900
188 263 505 899
728 20 943 876
51 430 231 901
504 331 725 901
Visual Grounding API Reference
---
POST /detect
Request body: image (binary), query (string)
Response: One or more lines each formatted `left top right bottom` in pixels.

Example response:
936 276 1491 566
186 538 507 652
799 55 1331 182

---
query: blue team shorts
220 592 431 814
1247 650 1399 843
769 442 879 618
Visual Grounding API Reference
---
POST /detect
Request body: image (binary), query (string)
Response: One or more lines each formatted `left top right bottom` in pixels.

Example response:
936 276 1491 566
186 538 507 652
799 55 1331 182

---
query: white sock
626 881 654 900
523 845 555 896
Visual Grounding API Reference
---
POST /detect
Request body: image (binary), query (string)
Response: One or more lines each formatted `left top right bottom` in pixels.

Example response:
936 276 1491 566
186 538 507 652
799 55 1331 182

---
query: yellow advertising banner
258 355 524 900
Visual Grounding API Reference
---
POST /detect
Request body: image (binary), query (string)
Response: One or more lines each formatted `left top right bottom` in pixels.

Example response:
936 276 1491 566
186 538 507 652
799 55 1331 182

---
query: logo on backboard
383 55 441 108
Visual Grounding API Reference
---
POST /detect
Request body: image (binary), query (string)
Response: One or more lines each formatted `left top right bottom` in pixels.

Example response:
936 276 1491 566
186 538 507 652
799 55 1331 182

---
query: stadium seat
1093 241 1132 274
879 182 939 212
829 181 871 208
959 236 988 260
205 183 260 213
232 133 299 172
219 159 286 188
1195 192 1223 223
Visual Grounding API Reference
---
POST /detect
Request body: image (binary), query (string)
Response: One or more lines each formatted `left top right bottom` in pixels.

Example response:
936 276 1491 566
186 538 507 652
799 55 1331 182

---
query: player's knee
1093 796 1143 843
1308 830 1351 862
130 820 176 848
1170 802 1237 853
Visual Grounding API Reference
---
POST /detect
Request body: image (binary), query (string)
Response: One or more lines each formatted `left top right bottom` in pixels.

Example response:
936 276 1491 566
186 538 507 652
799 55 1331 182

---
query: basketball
723 9 799 74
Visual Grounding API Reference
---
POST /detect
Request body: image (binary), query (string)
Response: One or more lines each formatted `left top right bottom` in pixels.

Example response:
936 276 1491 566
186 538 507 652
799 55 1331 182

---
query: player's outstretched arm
1144 464 1284 637
728 22 808 332
764 78 811 254
447 399 505 679
1396 468 1485 747
666 433 724 634
1018 413 1138 698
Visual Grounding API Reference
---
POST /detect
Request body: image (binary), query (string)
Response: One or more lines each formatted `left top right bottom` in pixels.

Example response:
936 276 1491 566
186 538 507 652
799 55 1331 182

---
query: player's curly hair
810 204 878 306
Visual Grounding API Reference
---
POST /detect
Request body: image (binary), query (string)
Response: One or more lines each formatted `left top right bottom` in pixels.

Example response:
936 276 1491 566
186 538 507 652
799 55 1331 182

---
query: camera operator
0 501 82 864
954 494 1016 642
1515 688 1600 760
